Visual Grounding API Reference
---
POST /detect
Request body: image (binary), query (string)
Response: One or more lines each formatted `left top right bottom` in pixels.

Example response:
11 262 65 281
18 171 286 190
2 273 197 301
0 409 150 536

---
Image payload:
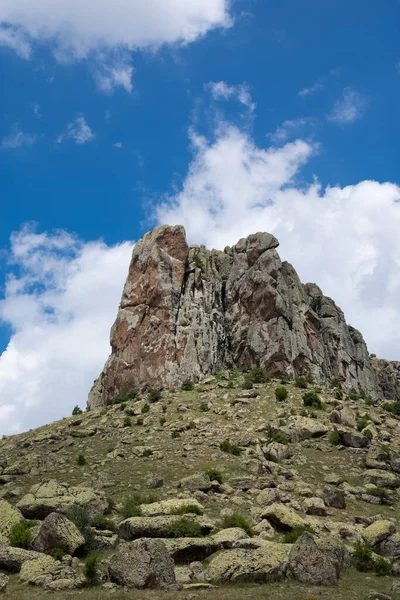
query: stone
31 512 85 555
287 532 346 585
207 542 290 583
263 442 292 463
118 515 214 540
362 520 396 547
0 500 23 544
363 469 400 489
375 534 400 557
261 503 308 531
140 498 203 517
147 476 164 489
17 480 108 519
0 546 43 572
19 554 83 589
88 226 397 407
0 573 9 593
323 486 346 509
303 497 327 517
108 539 176 588
178 473 212 492
336 426 369 448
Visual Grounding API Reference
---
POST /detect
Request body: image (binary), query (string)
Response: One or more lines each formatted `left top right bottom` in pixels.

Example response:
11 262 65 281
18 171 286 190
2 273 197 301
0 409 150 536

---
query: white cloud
58 116 95 145
0 225 134 434
33 103 41 118
157 122 400 362
268 118 311 145
0 0 231 60
328 88 366 125
1 125 36 149
113 142 123 148
95 54 134 94
0 25 31 59
208 81 256 112
298 81 324 97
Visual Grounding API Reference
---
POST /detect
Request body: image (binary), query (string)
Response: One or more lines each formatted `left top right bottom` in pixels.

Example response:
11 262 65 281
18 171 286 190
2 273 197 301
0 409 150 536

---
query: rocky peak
88 225 399 408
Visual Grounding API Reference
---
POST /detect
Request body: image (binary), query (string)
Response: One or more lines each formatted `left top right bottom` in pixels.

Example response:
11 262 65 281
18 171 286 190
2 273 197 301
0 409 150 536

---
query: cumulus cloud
298 81 324 97
157 122 400 361
207 81 256 112
268 118 311 145
95 53 134 94
57 116 95 145
1 125 36 149
0 25 31 59
328 88 367 124
0 0 231 60
0 225 134 434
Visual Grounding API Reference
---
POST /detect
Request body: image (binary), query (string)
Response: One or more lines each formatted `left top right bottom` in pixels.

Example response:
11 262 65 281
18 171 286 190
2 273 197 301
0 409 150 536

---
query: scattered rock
31 512 85 555
287 533 346 585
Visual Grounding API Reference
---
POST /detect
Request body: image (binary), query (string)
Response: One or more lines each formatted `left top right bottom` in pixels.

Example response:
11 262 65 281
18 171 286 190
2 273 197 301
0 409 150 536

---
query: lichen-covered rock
375 533 400 557
0 573 9 593
323 487 346 510
261 503 308 531
207 542 290 583
287 533 346 585
88 225 397 407
108 539 176 589
118 515 214 540
140 498 203 517
336 426 369 448
0 500 23 544
263 442 292 463
303 497 327 517
363 469 400 489
178 472 212 492
19 554 84 589
16 480 108 519
0 545 44 572
31 512 84 555
362 520 396 547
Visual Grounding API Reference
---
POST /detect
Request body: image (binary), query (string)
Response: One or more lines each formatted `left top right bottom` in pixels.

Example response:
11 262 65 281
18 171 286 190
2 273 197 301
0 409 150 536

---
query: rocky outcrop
88 225 399 407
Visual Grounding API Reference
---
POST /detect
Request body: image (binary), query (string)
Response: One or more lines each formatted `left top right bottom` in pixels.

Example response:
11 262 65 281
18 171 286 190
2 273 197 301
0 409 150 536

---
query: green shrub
356 417 369 432
348 388 360 401
383 401 400 416
303 391 322 410
199 402 210 412
305 371 314 384
220 440 242 456
113 389 138 404
204 468 223 484
364 428 373 441
159 416 166 426
105 497 116 515
121 498 143 519
72 405 83 416
283 525 315 544
136 416 144 426
242 375 253 390
67 506 91 532
171 430 180 439
221 514 254 537
275 387 288 401
170 504 203 516
374 556 392 576
123 416 132 427
85 552 100 584
353 541 375 572
181 380 194 391
272 432 289 445
77 454 86 466
148 389 162 403
10 521 32 549
249 368 269 384
46 548 65 561
295 376 308 389
192 254 204 270
91 516 116 532
165 518 203 538
328 429 340 445
141 403 150 414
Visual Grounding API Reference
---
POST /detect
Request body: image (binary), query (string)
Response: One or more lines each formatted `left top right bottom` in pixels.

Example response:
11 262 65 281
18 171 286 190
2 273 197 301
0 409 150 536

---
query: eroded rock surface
88 225 399 407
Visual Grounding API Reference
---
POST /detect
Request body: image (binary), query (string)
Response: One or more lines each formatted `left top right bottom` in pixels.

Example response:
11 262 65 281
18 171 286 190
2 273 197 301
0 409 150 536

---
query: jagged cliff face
88 225 399 408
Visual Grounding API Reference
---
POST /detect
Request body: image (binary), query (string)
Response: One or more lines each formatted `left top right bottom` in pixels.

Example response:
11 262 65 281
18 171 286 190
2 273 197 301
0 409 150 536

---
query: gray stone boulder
0 573 9 593
262 442 292 463
31 512 84 555
0 545 44 573
108 539 176 588
17 480 108 519
19 554 84 589
140 498 203 517
323 486 346 509
362 520 396 547
287 533 346 585
375 534 400 557
118 515 214 540
178 472 212 492
336 426 369 448
303 497 327 517
207 542 290 583
363 469 400 489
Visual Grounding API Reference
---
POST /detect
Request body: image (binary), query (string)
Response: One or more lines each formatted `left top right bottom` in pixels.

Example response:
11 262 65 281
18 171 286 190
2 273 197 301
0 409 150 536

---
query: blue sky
1 0 400 433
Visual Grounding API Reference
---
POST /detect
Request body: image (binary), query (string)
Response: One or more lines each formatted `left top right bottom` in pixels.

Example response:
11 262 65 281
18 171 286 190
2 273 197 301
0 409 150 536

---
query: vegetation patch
181 380 194 391
170 504 203 516
283 525 315 544
10 521 33 549
165 518 203 538
302 391 323 410
220 440 242 456
275 386 288 401
204 468 223 484
220 514 254 537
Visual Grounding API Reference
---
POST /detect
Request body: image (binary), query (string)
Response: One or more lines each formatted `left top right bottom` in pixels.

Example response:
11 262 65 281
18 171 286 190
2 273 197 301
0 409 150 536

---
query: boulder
207 542 290 583
363 469 400 489
17 480 108 519
178 473 212 492
31 512 84 555
261 503 308 531
375 533 400 557
323 486 346 509
0 545 45 573
287 533 346 585
118 515 214 540
286 417 328 442
262 442 292 463
362 520 396 547
19 554 84 589
0 500 23 544
140 498 203 517
336 426 369 448
108 539 176 589
0 573 9 593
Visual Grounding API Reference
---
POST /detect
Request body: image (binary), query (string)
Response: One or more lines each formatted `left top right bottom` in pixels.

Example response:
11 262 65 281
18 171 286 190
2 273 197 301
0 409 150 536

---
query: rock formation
88 225 399 408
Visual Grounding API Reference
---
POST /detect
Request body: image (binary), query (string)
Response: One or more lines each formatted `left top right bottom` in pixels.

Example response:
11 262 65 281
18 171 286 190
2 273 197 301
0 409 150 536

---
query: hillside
1 370 400 599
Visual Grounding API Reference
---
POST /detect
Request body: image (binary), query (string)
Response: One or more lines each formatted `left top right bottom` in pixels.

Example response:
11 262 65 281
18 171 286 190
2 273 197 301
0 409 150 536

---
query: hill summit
89 225 399 408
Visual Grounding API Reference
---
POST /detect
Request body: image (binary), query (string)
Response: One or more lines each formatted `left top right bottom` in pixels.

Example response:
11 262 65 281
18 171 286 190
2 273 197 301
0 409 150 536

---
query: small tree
72 405 83 416
275 387 288 401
